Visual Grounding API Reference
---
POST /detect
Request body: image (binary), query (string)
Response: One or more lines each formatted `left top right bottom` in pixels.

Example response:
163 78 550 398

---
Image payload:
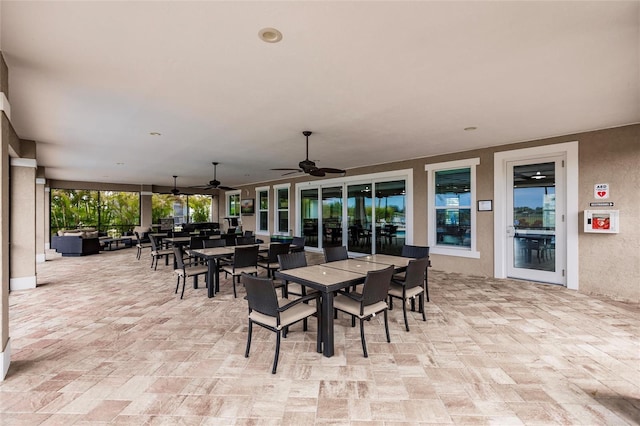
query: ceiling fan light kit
271 130 346 177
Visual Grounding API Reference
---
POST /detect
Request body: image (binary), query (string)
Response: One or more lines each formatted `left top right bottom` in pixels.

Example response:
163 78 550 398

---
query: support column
36 169 46 263
140 186 153 228
1 51 14 380
44 184 50 250
10 154 37 290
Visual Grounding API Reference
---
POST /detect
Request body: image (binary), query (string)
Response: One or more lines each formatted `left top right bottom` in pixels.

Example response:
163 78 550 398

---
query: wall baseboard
10 275 36 291
1 338 11 381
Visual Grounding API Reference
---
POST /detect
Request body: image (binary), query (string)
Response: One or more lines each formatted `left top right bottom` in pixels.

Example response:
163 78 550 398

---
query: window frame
426 158 480 259
226 190 241 218
255 186 270 235
273 183 290 235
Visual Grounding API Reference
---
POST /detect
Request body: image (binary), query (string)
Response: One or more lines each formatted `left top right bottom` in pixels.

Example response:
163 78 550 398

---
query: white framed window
426 158 480 258
256 186 270 234
274 183 290 235
226 190 241 218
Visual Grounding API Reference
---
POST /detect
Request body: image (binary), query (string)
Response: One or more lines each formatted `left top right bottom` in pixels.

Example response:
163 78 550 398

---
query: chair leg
180 277 186 299
272 330 281 374
359 319 368 358
245 320 253 357
384 309 391 343
402 298 410 332
232 275 238 298
420 293 426 322
175 276 180 294
425 279 430 302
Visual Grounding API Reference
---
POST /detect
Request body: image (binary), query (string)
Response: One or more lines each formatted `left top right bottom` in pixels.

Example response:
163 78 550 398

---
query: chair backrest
234 245 259 268
277 251 307 271
227 227 236 234
267 243 291 262
173 231 190 237
237 236 256 245
403 257 430 289
323 245 348 262
149 234 160 251
361 265 394 306
189 236 207 249
223 233 237 246
292 236 305 248
243 230 254 237
401 244 429 259
134 231 142 244
203 238 226 248
243 273 279 316
173 245 185 269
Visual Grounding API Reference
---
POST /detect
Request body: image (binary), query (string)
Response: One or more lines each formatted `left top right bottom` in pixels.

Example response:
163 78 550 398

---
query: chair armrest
277 292 320 312
335 289 363 302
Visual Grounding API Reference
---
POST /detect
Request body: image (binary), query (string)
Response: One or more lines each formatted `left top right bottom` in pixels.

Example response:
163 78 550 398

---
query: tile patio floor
1 247 638 425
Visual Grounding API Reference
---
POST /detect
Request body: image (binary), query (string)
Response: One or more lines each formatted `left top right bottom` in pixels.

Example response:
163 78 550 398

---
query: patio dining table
275 254 410 357
190 243 296 298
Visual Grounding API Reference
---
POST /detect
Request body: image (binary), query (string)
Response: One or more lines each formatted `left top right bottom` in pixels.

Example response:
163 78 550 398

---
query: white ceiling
1 1 638 189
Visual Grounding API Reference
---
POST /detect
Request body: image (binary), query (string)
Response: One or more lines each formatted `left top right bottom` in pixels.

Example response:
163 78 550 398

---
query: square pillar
10 158 37 290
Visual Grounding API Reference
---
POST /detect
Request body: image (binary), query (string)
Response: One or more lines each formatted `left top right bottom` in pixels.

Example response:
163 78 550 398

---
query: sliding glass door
298 174 408 255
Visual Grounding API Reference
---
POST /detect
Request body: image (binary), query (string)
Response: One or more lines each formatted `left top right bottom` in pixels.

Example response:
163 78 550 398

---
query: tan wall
577 125 639 301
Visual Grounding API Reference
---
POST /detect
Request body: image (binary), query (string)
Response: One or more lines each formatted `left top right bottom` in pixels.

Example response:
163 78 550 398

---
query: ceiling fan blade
317 167 346 175
282 170 303 176
309 169 326 177
271 168 301 171
218 185 236 191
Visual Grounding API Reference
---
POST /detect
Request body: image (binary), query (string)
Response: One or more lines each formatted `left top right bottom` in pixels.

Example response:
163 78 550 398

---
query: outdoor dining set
135 229 430 374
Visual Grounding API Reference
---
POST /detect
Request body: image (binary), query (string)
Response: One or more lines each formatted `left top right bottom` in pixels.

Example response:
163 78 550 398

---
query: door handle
506 226 515 237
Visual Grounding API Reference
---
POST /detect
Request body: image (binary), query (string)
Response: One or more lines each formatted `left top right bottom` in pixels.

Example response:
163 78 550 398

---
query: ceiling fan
171 175 180 195
192 162 236 191
271 130 346 177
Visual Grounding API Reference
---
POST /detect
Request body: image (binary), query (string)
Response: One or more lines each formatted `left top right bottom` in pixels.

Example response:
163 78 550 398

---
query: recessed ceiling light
149 132 161 136
259 27 283 43
464 126 477 131
116 162 125 166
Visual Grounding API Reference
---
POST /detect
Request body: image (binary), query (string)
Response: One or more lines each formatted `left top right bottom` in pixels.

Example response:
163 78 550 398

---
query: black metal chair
398 244 431 302
323 245 348 263
189 235 208 250
149 234 173 270
173 246 208 299
333 265 394 357
236 236 256 245
257 243 291 278
243 273 321 374
202 238 225 248
222 233 237 247
291 236 306 253
134 231 151 260
221 245 259 298
388 257 429 331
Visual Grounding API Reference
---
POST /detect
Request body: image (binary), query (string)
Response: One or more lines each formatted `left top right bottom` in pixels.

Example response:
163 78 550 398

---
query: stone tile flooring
1 247 638 424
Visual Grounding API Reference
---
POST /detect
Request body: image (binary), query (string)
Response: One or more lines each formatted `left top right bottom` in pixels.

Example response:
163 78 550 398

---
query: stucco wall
577 125 640 302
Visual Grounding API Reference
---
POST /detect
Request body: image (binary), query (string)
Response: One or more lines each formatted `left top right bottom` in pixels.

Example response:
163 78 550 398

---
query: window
426 158 480 258
227 191 241 217
274 184 290 234
256 187 269 233
50 189 140 236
